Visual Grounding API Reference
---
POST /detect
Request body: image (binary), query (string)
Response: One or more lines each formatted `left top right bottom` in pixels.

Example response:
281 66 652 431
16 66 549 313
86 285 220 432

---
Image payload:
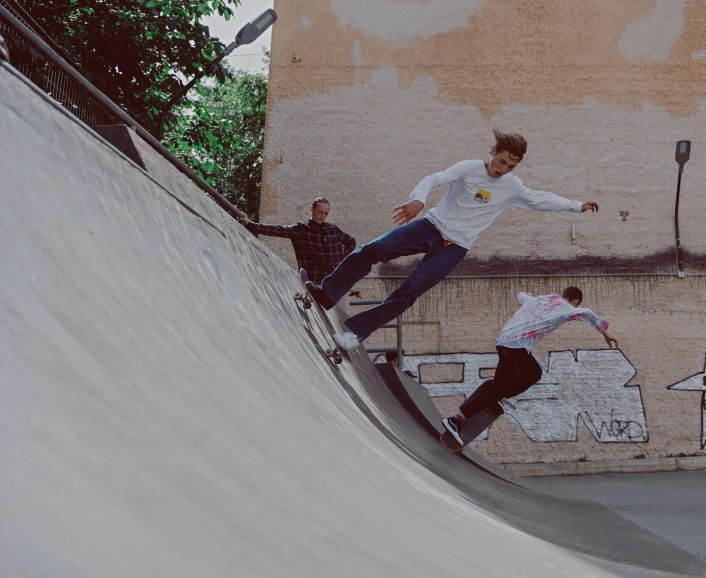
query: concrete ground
534 470 706 561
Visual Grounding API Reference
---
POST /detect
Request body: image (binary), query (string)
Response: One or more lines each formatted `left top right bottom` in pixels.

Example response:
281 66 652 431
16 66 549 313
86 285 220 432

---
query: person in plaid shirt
238 198 358 286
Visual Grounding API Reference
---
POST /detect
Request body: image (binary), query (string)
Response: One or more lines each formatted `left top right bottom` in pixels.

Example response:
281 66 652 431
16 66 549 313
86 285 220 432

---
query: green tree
165 68 268 218
21 0 240 134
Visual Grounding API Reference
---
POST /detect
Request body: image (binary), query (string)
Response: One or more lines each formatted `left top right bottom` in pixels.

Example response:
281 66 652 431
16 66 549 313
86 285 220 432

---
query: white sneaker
442 417 464 446
333 331 360 351
499 397 516 411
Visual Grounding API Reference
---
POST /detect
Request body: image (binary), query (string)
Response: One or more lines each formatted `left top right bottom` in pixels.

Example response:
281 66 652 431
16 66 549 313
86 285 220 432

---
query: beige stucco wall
261 1 706 464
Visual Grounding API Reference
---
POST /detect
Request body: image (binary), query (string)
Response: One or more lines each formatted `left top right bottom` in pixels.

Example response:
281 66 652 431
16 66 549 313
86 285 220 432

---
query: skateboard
440 402 505 451
295 268 344 365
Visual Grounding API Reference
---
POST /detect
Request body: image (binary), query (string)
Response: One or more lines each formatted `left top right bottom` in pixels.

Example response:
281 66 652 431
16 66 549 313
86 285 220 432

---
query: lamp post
157 8 277 139
674 140 691 277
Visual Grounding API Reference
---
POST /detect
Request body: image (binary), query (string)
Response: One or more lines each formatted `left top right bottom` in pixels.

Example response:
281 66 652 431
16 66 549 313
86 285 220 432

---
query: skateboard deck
440 402 504 451
295 268 345 365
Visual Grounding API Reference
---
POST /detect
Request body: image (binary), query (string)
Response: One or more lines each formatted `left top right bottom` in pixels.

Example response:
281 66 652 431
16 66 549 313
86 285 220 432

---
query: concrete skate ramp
376 361 526 485
2 64 705 577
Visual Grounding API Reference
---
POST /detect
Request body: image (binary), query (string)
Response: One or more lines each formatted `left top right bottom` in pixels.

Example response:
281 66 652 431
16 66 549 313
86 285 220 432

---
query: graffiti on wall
667 355 706 450
400 349 647 443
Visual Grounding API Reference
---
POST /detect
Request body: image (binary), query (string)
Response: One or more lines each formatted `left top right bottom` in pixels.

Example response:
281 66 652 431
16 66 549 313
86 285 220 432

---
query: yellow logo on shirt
474 188 492 204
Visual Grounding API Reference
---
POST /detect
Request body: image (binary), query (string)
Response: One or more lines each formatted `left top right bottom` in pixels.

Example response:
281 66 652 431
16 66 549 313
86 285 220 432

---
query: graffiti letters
667 355 706 450
400 349 648 443
584 409 646 442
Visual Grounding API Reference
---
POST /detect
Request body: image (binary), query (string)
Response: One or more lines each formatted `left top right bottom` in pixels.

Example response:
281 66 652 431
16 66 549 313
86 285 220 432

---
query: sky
202 0 275 74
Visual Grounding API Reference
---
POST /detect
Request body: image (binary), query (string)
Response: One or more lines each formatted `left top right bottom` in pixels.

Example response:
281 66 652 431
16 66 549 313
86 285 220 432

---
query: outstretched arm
569 308 618 348
512 180 599 213
394 160 475 225
238 215 298 239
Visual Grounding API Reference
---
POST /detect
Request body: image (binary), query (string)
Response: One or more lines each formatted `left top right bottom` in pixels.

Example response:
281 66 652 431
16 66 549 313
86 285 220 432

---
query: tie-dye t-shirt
496 293 609 352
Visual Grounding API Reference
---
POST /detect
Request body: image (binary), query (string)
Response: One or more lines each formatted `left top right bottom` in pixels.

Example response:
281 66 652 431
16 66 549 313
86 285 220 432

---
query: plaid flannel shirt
246 219 356 284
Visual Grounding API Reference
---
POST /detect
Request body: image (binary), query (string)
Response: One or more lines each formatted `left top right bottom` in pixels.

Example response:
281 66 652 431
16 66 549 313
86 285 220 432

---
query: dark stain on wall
379 249 706 277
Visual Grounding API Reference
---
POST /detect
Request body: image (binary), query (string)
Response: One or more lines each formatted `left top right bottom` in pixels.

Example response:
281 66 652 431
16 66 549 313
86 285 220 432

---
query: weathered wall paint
268 0 706 111
329 0 487 45
619 0 688 60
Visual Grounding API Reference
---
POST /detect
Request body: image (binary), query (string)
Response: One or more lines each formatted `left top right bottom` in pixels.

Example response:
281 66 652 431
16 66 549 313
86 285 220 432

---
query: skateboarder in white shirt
442 286 619 446
304 130 600 351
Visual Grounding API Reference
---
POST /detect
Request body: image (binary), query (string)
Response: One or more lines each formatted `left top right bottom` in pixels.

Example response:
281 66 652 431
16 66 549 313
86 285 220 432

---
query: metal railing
0 1 245 223
350 300 403 369
0 0 120 126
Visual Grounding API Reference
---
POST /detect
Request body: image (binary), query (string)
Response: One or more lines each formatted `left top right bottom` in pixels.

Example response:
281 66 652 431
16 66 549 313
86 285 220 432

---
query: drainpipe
674 140 691 278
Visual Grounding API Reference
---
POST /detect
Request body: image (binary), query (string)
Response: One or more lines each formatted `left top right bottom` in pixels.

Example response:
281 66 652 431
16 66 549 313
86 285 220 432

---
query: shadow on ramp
376 362 526 486
332 347 706 576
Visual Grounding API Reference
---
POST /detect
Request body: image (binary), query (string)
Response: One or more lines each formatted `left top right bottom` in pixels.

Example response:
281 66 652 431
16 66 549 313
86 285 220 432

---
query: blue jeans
321 218 468 341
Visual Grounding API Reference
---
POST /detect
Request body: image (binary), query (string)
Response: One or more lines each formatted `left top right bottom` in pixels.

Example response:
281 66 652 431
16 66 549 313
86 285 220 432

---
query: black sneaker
305 281 336 310
442 415 464 446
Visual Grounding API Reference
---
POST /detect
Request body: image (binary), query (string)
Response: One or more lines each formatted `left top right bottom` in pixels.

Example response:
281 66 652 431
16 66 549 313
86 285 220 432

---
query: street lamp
157 8 277 139
674 140 691 277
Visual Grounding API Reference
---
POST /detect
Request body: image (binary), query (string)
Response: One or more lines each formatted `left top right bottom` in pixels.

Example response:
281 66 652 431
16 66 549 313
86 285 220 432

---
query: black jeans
459 346 542 419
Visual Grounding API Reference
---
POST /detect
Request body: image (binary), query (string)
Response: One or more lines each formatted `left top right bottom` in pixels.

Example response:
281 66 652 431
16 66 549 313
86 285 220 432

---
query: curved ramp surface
1 65 705 577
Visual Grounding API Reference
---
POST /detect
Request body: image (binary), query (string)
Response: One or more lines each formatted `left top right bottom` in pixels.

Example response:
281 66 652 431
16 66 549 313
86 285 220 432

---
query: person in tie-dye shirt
441 286 618 446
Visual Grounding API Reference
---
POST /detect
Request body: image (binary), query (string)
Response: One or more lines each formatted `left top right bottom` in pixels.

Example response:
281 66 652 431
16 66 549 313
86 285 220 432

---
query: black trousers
459 346 542 419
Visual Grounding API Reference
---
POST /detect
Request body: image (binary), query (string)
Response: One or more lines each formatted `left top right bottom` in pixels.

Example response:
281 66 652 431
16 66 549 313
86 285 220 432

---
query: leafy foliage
21 0 240 134
164 68 268 218
18 0 266 215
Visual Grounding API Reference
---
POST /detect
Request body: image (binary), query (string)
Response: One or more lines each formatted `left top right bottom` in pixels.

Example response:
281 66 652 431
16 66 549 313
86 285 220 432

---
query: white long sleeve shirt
496 292 609 352
409 160 583 249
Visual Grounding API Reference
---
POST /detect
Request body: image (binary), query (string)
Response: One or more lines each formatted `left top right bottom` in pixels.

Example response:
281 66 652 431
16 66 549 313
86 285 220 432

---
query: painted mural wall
262 1 706 464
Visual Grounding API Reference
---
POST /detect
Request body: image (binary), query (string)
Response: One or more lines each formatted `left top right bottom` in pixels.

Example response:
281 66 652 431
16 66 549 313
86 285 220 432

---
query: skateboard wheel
325 349 343 364
294 293 312 308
